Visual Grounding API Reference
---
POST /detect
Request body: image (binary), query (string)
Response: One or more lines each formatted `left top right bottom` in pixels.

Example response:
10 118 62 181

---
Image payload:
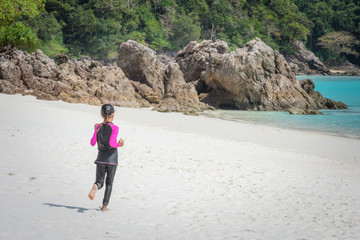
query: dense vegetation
1 0 359 65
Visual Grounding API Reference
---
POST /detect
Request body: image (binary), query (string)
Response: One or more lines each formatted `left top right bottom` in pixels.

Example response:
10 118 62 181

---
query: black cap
101 104 114 118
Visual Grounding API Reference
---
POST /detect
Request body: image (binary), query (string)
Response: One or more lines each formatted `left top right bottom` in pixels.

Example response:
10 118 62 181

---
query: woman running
88 103 124 211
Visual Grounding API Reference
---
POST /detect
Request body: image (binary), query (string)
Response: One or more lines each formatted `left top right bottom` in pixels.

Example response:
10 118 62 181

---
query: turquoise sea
203 76 360 139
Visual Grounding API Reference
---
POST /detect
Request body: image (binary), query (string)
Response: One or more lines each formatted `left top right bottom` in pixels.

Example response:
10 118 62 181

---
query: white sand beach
0 93 359 240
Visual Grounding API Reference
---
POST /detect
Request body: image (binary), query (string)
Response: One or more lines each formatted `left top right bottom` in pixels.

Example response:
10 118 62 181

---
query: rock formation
176 40 228 83
299 79 347 110
153 62 210 115
284 40 329 75
0 38 347 115
118 40 210 114
0 47 145 108
0 42 210 115
176 38 346 114
118 40 166 103
327 61 360 76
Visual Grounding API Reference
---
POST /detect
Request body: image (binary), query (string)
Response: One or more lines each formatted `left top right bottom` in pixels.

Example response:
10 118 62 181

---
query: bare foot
101 205 109 212
88 184 97 200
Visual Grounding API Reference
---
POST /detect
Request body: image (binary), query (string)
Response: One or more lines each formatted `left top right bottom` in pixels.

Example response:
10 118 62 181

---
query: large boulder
284 40 329 75
176 38 347 114
178 38 318 112
32 50 57 78
154 63 211 115
88 65 143 107
50 57 97 104
118 40 211 113
299 79 347 110
0 61 22 92
118 40 166 101
176 40 228 95
0 47 28 93
176 40 228 83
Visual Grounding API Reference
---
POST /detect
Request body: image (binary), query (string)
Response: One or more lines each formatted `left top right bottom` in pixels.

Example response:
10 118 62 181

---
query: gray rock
31 50 56 78
0 40 348 116
118 40 166 99
299 79 347 110
88 66 142 107
0 61 22 86
176 38 346 114
176 40 228 83
0 44 209 114
119 40 211 113
285 40 329 75
0 47 145 108
154 62 209 114
288 108 322 115
202 38 317 112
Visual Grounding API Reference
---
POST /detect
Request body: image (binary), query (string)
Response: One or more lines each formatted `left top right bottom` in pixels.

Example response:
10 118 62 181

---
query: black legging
95 164 117 205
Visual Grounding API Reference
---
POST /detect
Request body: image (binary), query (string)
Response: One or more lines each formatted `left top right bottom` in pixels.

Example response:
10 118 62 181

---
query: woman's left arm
90 124 100 146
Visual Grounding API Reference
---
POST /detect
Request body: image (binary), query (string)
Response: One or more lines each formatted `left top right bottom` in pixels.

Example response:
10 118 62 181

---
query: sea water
202 76 360 139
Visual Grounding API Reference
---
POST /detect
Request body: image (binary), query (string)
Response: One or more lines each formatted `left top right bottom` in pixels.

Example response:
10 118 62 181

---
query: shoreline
294 67 360 77
2 93 360 159
17 93 359 162
296 74 360 77
201 109 360 141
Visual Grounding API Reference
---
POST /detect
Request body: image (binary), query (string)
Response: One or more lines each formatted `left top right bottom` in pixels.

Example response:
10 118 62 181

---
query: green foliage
30 12 62 41
171 14 201 49
293 0 360 64
282 21 310 41
136 2 170 50
122 31 147 45
2 0 358 65
0 22 39 51
40 35 68 58
0 0 45 51
0 0 46 25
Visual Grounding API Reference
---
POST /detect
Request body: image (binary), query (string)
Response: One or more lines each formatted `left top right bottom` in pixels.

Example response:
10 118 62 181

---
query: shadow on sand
43 203 100 213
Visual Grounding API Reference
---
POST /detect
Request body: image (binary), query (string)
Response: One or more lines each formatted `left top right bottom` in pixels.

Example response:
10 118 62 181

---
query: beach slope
0 94 359 240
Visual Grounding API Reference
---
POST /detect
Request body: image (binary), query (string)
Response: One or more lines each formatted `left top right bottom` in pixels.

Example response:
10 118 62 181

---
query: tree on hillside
317 31 360 60
0 0 46 25
293 0 360 64
0 0 46 50
171 14 201 49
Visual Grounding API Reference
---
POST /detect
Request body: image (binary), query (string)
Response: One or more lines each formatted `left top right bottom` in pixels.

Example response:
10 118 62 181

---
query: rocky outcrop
0 42 210 115
118 40 166 102
176 40 228 94
0 47 145 108
299 79 347 110
118 40 211 114
284 40 329 75
176 40 228 83
0 38 347 115
176 38 346 114
328 61 360 76
153 63 211 115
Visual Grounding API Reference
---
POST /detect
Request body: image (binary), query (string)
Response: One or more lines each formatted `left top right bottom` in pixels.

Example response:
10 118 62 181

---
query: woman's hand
118 138 124 147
